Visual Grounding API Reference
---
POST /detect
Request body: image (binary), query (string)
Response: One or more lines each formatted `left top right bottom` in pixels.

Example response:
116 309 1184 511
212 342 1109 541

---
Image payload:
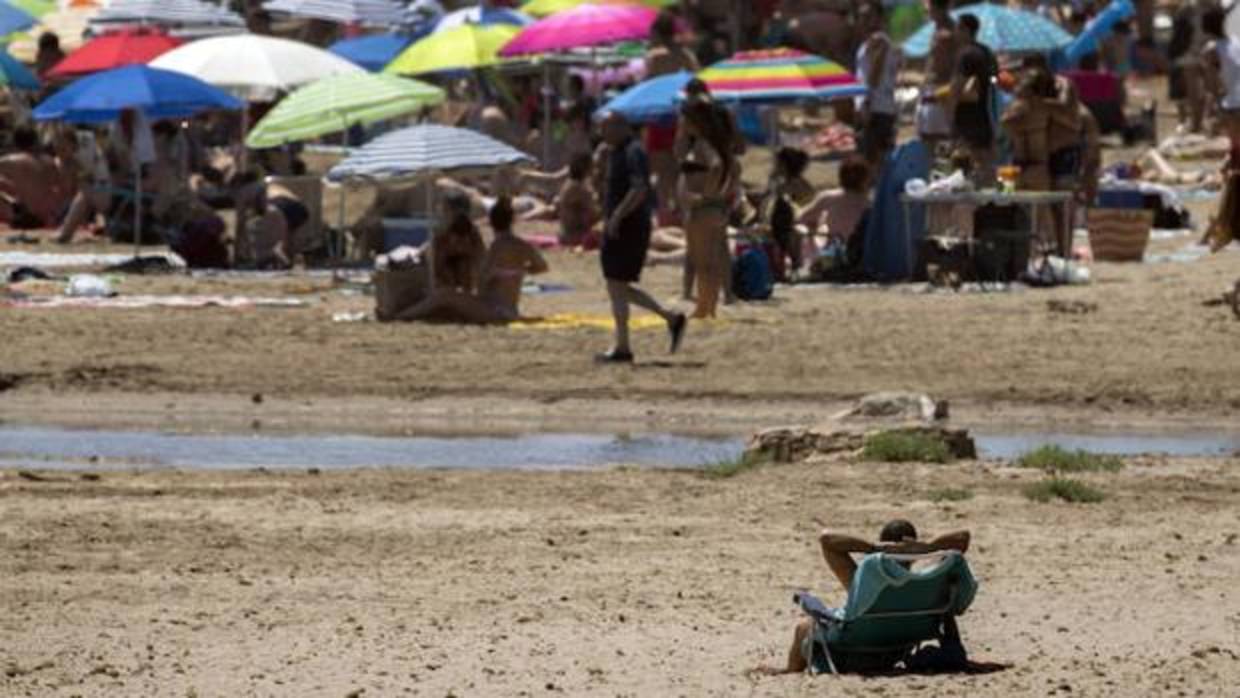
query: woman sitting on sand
396 197 548 324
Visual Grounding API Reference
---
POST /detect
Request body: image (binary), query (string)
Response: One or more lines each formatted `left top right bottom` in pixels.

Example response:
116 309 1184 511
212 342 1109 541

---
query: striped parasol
246 72 444 148
90 0 245 28
262 0 405 26
696 48 865 104
327 124 532 182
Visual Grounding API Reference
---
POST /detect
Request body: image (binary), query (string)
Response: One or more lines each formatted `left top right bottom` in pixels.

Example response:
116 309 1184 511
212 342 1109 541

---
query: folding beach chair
794 551 977 675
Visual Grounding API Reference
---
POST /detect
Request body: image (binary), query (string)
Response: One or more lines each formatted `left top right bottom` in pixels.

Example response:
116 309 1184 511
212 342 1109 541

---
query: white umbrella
327 125 532 182
262 0 405 26
434 5 533 32
150 33 364 101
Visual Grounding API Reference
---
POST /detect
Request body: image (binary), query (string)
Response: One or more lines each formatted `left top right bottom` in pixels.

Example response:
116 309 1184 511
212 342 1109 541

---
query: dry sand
3 454 1239 697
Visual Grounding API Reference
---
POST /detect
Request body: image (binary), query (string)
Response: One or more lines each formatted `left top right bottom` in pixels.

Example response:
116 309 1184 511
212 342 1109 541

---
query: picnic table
898 189 1075 265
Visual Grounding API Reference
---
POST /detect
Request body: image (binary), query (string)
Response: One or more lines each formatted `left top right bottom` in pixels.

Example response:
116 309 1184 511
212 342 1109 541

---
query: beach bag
731 241 774 301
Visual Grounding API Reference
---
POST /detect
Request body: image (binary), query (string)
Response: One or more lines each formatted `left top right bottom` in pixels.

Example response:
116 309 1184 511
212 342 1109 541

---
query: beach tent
902 3 1072 58
47 28 181 78
595 70 690 125
151 33 363 101
246 72 444 148
327 124 532 182
262 0 405 26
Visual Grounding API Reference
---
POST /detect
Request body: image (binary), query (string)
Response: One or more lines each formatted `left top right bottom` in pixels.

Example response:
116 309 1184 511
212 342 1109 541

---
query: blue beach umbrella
329 32 428 72
0 46 39 90
902 3 1072 58
595 70 691 125
0 0 36 36
32 64 243 124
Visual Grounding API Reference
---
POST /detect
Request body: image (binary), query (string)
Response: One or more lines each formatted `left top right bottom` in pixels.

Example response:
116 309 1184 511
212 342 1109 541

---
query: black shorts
600 215 651 283
270 196 309 232
954 104 993 149
859 112 896 159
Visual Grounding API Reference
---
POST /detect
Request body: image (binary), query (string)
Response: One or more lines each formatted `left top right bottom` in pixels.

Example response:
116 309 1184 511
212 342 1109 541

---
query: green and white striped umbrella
246 72 445 148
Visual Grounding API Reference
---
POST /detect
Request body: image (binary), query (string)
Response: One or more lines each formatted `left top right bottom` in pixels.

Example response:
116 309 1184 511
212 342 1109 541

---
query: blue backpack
732 241 774 301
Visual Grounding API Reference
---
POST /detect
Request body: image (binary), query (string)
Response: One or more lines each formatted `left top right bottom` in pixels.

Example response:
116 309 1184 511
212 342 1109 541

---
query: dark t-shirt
954 40 998 147
604 137 653 225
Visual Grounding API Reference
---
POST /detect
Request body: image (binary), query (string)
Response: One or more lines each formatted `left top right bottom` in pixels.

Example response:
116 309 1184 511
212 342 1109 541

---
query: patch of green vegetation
928 487 974 503
1022 477 1106 504
702 451 771 479
1016 445 1123 473
861 431 952 464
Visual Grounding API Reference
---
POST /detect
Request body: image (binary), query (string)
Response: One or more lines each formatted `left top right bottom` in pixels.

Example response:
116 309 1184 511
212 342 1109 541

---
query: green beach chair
795 551 977 675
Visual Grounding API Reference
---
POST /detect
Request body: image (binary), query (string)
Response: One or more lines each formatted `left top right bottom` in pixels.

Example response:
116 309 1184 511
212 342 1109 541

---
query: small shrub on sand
1017 445 1123 473
1023 477 1105 504
928 487 974 503
703 451 771 479
862 432 951 464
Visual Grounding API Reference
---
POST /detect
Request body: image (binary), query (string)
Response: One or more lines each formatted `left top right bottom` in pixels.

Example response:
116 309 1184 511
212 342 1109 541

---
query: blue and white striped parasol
90 0 245 28
327 125 533 182
262 0 405 26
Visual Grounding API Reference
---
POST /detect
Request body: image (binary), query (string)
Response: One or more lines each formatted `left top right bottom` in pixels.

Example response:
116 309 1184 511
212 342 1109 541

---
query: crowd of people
4 0 1240 356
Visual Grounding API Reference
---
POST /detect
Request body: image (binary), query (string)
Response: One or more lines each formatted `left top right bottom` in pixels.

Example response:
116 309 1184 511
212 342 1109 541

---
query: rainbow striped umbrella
696 48 865 104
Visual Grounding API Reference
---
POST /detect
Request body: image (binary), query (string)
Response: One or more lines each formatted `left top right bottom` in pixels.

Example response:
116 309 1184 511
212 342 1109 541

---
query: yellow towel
510 313 668 331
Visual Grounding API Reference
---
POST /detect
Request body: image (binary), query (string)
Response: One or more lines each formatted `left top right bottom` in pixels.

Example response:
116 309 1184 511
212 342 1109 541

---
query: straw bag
1086 208 1153 262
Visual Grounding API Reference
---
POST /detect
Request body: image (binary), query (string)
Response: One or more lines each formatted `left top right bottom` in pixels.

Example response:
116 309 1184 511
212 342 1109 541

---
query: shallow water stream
0 426 1236 471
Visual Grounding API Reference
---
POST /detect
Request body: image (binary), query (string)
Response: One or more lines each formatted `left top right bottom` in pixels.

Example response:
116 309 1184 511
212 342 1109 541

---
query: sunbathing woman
678 96 736 318
396 196 548 324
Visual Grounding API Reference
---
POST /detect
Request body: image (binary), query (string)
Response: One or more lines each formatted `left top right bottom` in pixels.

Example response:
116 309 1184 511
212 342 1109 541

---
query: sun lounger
794 551 977 675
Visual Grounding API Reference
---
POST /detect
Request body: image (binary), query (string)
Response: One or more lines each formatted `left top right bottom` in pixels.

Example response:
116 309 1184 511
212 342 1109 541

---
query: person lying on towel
754 519 971 676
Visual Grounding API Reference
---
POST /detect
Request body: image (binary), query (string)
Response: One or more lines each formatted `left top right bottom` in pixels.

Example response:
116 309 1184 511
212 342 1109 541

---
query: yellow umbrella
384 24 519 75
520 0 674 19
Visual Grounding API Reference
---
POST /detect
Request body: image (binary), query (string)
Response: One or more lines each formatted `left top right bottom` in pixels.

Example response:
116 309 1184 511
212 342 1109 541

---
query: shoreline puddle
0 426 1236 471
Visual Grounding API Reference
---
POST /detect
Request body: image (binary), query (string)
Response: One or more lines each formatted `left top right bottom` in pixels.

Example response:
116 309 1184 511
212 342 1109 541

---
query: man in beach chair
755 520 975 676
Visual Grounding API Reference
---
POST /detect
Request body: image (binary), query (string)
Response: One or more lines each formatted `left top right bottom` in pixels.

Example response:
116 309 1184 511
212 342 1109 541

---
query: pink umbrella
499 3 659 56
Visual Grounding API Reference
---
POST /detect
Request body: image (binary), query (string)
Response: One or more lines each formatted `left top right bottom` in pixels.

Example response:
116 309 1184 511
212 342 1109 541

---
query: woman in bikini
677 97 736 319
397 197 549 324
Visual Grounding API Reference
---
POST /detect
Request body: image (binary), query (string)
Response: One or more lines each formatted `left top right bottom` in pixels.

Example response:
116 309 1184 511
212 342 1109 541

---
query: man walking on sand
596 111 687 364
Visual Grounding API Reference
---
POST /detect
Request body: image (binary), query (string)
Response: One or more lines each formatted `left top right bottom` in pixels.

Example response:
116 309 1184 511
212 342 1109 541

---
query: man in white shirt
854 0 902 169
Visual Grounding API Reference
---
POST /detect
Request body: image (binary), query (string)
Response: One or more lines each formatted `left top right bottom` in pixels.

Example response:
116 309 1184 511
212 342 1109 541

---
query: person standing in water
596 112 687 364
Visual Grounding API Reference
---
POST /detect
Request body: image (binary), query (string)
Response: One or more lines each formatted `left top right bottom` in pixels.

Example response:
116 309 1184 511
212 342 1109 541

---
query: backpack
732 240 775 301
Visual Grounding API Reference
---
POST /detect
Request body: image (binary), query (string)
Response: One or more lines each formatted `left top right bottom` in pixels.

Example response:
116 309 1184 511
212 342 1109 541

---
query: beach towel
509 313 668 331
1 295 307 310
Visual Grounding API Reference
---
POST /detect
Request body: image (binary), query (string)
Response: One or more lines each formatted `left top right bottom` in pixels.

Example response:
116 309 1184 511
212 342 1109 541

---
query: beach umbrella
519 0 673 18
47 28 181 78
9 0 52 18
434 5 532 32
328 32 424 72
902 3 1072 58
90 0 245 29
261 0 405 26
0 45 39 89
246 72 445 148
499 3 660 57
385 23 519 75
0 1 36 35
151 33 364 101
696 48 864 104
5 5 94 62
595 69 689 124
327 124 532 182
32 64 243 254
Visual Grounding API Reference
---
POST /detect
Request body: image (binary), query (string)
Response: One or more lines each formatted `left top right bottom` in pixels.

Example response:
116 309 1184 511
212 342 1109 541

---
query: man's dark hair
1202 6 1226 39
838 156 870 193
860 0 884 20
37 31 59 52
13 126 38 152
443 191 472 218
568 152 592 180
651 10 677 43
930 0 951 11
775 146 809 179
489 196 514 232
879 519 918 543
958 13 980 38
